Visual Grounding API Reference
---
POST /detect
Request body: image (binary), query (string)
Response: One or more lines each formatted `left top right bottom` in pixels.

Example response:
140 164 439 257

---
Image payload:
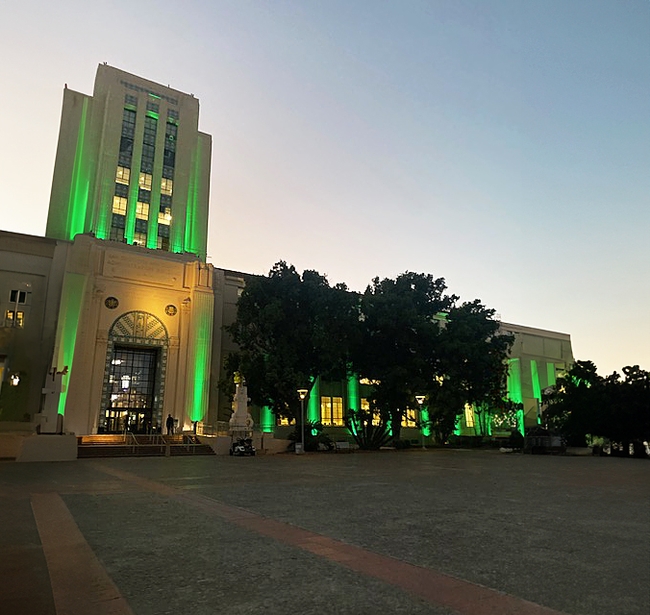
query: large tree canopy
226 262 513 443
544 360 650 451
352 272 455 441
226 261 358 419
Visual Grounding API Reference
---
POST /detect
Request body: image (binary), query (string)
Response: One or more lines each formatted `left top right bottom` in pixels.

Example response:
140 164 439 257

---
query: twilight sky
1 0 648 375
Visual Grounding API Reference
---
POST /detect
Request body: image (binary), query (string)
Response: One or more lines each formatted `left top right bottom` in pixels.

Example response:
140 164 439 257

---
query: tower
46 64 211 260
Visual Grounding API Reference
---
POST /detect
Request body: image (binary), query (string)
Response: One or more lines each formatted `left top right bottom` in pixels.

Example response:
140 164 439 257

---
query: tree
225 262 358 423
352 272 455 442
426 300 513 441
544 361 650 453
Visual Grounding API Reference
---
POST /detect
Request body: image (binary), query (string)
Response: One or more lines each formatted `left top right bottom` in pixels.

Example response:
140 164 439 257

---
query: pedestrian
166 413 174 435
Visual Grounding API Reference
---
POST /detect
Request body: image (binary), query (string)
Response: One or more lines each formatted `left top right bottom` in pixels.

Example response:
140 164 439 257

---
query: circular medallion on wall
105 296 119 309
165 304 178 316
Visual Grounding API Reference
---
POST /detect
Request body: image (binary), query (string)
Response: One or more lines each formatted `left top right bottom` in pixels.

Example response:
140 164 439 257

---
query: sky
0 0 648 375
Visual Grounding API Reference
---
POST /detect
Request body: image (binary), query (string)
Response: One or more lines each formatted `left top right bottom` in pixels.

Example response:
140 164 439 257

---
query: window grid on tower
111 108 137 242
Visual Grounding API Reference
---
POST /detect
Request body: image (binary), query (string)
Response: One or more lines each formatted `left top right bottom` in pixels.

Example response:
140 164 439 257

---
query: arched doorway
99 311 169 433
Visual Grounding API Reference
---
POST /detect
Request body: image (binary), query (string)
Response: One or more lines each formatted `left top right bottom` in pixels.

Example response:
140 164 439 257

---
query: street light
415 395 426 449
297 388 309 454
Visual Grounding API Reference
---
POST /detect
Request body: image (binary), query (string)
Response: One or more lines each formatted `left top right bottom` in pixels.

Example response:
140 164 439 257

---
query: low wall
16 435 78 462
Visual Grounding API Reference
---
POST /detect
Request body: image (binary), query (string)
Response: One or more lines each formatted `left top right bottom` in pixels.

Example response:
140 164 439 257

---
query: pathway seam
95 463 570 615
31 492 134 615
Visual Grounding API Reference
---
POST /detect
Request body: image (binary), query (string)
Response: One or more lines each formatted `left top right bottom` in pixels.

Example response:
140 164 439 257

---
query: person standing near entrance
166 414 174 435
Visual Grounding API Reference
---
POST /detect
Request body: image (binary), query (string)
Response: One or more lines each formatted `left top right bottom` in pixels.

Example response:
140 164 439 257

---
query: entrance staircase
77 433 216 458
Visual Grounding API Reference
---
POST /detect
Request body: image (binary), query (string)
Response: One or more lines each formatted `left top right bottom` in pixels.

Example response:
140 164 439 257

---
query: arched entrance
99 311 169 433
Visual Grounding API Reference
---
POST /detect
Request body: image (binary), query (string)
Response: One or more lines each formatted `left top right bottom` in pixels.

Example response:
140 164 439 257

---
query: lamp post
297 388 308 454
415 395 426 449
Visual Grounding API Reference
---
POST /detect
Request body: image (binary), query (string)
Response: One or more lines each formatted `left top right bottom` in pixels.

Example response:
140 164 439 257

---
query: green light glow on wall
421 407 431 437
185 290 214 422
66 98 90 240
531 360 542 401
507 358 523 404
453 415 461 436
125 174 138 245
146 111 159 120
507 358 525 436
547 363 556 387
260 406 274 433
55 274 86 415
182 138 208 260
184 146 201 256
307 377 320 423
346 374 360 412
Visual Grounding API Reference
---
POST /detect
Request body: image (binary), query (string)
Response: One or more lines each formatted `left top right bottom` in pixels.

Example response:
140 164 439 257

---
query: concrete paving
1 450 648 615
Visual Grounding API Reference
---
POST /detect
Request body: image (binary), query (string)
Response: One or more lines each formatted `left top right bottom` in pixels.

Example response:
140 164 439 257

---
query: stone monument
228 372 254 440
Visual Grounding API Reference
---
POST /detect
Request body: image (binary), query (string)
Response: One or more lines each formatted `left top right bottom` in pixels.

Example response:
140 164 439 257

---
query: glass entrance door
105 346 158 433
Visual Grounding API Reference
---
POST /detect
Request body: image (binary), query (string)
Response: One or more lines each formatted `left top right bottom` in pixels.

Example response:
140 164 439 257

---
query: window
160 177 173 196
464 404 475 428
158 211 171 225
9 290 27 304
361 398 381 426
167 109 179 121
401 408 417 428
110 225 125 242
114 183 128 198
5 310 24 327
157 235 169 250
124 94 138 107
135 219 148 234
133 231 147 246
276 416 295 426
139 173 152 190
146 101 159 113
116 166 130 185
136 202 149 220
321 396 344 426
112 196 127 215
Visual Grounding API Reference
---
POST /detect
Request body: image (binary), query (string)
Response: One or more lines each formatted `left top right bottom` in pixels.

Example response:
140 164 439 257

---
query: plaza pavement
0 449 648 615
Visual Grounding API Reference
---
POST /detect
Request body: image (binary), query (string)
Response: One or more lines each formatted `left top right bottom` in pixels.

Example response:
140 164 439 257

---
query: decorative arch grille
99 311 169 433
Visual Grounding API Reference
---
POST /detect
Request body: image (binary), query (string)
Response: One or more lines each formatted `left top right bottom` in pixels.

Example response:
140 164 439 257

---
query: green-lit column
346 374 360 412
546 362 556 387
182 135 209 260
531 360 542 424
507 358 525 436
66 98 92 240
260 406 274 433
185 290 214 423
53 273 87 415
421 407 431 437
307 376 320 423
453 415 462 436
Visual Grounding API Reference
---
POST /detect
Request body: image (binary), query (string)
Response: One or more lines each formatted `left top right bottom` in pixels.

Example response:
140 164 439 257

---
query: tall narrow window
5 310 24 328
401 409 417 428
320 396 344 426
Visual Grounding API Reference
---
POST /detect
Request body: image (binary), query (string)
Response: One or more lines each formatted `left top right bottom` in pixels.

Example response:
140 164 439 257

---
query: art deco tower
46 64 211 261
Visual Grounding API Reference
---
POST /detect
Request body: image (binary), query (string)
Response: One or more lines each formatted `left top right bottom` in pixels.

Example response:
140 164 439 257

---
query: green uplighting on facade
531 360 542 401
507 358 525 436
260 406 274 433
55 274 86 415
346 374 360 413
421 407 431 437
547 362 556 387
66 98 90 240
186 292 214 422
307 377 319 423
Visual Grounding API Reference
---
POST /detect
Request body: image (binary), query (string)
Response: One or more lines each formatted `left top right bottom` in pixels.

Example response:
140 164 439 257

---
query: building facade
46 64 211 260
0 65 575 442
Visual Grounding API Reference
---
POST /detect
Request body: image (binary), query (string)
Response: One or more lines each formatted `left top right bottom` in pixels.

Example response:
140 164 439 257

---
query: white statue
229 372 254 438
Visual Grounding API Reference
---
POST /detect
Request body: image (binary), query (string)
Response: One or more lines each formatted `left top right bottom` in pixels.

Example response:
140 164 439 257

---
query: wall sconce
9 373 20 386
